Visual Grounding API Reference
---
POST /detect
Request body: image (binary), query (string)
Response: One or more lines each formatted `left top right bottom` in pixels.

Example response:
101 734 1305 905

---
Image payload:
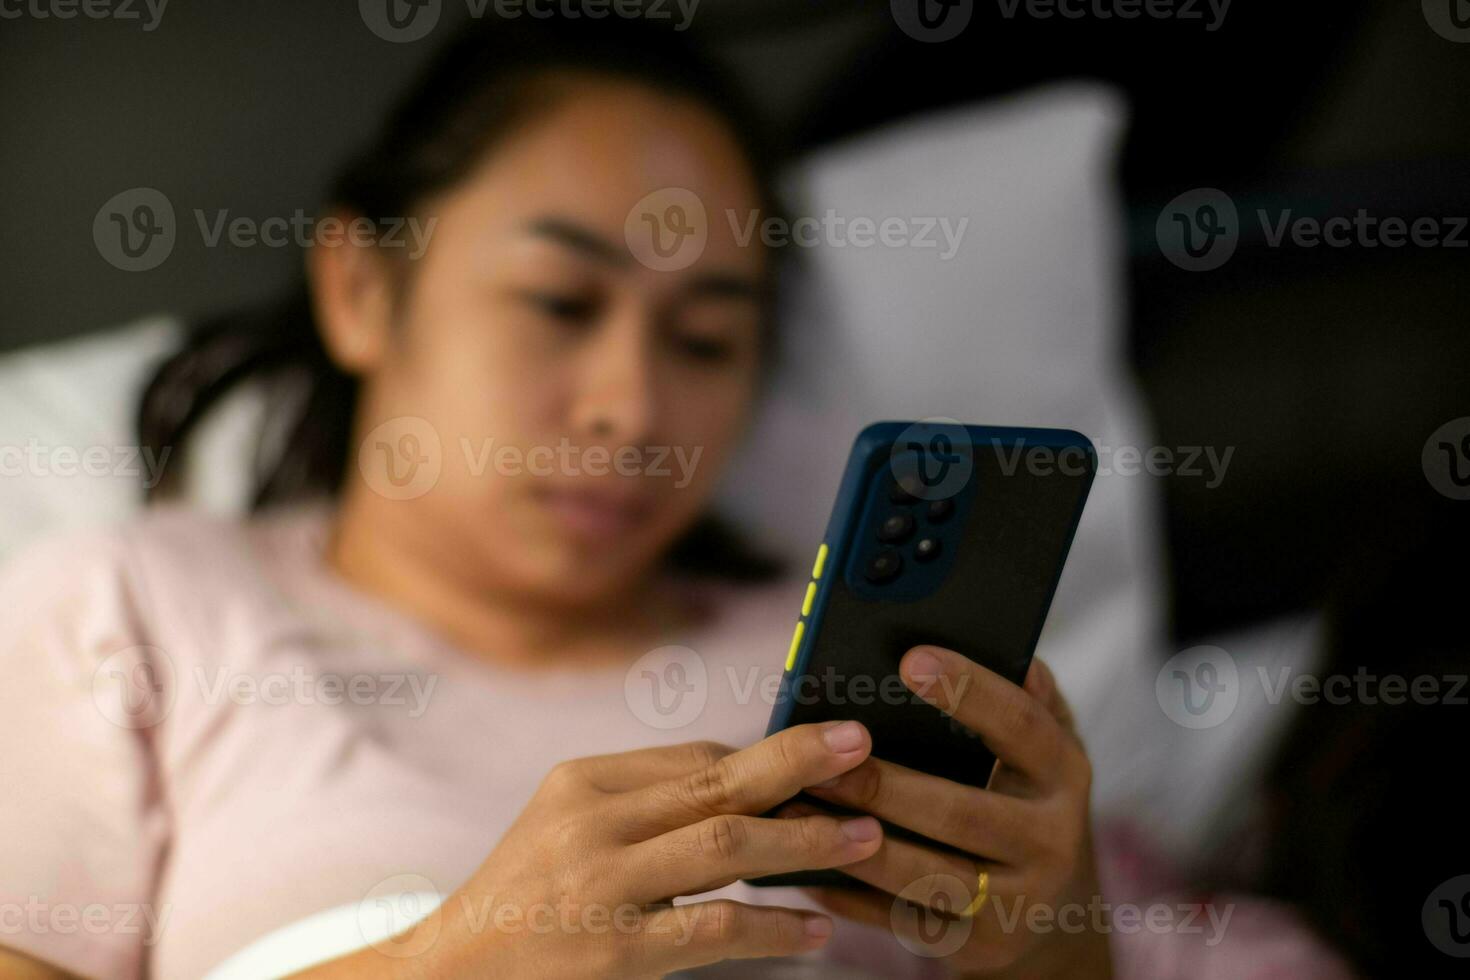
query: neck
326 492 685 669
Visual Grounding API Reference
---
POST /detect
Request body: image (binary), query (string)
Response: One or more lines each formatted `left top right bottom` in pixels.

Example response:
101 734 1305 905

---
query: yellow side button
812 543 829 580
785 620 805 671
801 581 817 617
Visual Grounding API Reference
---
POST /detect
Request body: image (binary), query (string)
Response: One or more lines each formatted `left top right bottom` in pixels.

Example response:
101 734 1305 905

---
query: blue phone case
749 420 1096 888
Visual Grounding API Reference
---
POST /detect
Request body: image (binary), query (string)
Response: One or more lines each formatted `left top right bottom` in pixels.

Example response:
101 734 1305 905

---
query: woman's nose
567 309 657 445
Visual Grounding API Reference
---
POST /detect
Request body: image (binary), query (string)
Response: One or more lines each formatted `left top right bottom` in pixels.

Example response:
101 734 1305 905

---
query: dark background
4 1 1468 973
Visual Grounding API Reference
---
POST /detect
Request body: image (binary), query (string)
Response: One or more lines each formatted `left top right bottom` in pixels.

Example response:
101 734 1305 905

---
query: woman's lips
532 486 654 541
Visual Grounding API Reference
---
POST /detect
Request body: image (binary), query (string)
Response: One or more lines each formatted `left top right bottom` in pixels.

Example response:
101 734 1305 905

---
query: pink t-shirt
0 506 1352 979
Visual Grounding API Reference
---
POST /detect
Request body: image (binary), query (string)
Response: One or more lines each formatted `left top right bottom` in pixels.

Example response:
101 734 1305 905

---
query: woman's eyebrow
525 215 763 299
525 216 630 267
684 273 763 302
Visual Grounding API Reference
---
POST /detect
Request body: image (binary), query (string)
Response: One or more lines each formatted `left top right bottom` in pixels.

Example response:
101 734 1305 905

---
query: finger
624 811 883 903
804 885 893 931
1024 658 1080 738
814 817 1015 921
900 646 1066 783
612 721 872 836
638 900 834 975
804 756 1036 863
570 741 735 793
809 880 1021 972
772 800 1001 913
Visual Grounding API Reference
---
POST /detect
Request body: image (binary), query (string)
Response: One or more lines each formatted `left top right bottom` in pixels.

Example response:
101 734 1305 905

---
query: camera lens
926 498 954 523
864 548 903 584
877 513 916 543
889 476 921 504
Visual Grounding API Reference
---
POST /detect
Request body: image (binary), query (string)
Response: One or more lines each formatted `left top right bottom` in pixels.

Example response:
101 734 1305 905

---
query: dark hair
139 8 786 580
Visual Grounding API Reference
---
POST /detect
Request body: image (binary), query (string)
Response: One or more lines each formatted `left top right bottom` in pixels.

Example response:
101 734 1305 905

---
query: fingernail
811 774 843 790
903 648 942 683
822 721 864 754
840 816 881 843
804 916 834 939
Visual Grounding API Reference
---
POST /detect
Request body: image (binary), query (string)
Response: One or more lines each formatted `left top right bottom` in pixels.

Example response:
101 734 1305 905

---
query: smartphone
748 420 1095 888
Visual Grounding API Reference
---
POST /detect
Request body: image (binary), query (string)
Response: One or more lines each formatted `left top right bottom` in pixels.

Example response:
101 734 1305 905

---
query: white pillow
0 316 181 559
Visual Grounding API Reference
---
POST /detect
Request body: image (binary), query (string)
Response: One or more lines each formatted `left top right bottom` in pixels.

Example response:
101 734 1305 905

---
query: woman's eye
672 332 736 364
523 291 598 325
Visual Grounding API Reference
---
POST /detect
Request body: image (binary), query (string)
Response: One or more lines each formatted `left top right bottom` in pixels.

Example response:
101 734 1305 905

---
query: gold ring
958 869 990 919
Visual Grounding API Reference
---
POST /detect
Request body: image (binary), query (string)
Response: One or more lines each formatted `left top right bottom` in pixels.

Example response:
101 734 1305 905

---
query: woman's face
319 79 768 607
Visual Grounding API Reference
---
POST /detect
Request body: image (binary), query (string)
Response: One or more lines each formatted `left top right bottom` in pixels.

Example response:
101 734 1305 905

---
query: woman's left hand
797 647 1112 979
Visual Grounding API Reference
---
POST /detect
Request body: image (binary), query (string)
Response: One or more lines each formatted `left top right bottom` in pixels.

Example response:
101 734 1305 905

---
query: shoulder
0 505 320 672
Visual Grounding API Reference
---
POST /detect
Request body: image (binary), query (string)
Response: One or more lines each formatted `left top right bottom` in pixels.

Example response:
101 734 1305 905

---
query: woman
0 10 1343 980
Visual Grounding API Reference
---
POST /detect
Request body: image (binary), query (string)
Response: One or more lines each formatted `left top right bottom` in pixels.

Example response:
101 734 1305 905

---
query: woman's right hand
302 721 882 979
